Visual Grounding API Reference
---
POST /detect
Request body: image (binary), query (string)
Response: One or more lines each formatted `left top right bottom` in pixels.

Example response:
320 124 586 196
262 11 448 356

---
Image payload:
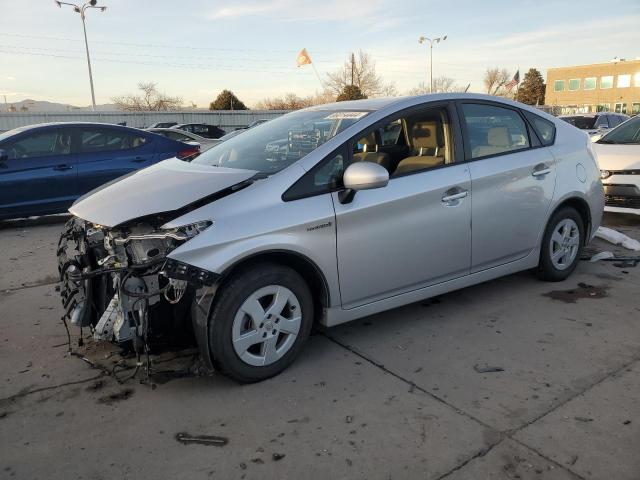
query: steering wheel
9 144 27 159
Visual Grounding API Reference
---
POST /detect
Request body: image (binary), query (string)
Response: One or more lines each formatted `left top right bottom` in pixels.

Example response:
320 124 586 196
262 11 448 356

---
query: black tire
209 263 314 383
536 206 584 282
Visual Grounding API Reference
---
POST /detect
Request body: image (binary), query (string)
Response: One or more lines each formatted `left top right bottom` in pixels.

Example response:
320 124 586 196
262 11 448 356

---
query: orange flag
296 48 312 67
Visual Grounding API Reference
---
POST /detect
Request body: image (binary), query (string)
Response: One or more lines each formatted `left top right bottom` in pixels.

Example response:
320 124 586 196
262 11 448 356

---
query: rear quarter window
523 111 556 146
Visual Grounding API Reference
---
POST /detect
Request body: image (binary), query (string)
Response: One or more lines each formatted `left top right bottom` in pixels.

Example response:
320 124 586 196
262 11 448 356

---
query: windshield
560 116 597 129
192 109 369 173
598 116 640 144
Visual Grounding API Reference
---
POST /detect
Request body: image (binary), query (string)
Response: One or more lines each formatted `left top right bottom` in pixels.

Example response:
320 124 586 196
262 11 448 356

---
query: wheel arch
216 249 331 323
548 196 592 245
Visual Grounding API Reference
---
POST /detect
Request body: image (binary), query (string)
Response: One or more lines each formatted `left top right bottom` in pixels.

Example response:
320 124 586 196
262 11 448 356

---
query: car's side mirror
0 149 8 162
339 161 389 204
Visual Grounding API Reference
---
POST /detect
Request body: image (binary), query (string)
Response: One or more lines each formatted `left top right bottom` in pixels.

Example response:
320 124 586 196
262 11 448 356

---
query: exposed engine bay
57 217 214 377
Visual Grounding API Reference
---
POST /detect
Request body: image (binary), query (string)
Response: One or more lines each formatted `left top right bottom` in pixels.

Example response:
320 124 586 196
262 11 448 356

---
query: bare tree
483 68 511 96
326 50 394 98
255 90 336 110
408 77 463 95
112 82 182 111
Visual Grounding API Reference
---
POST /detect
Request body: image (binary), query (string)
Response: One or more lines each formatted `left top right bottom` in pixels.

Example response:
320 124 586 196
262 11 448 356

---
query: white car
594 115 640 215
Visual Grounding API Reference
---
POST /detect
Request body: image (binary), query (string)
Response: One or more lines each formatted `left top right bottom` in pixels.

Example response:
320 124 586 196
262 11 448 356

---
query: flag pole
311 62 325 90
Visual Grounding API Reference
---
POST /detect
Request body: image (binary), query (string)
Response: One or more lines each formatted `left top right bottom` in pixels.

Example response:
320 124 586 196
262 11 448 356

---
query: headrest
412 121 442 149
487 127 511 147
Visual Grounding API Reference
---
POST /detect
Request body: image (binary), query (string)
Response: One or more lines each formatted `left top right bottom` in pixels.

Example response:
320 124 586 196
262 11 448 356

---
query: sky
1 0 639 108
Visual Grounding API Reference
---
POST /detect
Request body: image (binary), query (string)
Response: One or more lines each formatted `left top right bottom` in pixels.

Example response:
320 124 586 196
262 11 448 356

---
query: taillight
177 146 200 160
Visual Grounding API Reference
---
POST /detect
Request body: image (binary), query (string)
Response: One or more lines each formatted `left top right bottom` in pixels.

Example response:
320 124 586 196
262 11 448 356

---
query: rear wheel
537 207 584 282
209 263 313 383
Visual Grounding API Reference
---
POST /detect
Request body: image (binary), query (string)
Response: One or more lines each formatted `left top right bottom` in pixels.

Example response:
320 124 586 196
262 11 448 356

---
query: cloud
2 76 16 81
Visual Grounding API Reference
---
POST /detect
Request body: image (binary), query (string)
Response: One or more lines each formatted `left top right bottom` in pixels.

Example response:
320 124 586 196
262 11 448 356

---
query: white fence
0 110 290 132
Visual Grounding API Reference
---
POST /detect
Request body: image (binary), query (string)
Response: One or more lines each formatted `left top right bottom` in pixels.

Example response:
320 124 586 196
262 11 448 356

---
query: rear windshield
560 116 597 129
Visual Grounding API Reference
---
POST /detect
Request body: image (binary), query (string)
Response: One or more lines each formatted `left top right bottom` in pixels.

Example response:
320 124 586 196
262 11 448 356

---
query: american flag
505 70 520 92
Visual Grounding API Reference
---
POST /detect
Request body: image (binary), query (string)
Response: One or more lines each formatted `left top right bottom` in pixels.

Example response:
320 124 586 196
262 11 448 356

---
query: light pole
54 0 107 110
418 35 447 93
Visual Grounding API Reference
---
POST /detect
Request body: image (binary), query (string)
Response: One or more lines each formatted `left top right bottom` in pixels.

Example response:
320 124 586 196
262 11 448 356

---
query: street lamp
54 0 107 110
418 35 447 93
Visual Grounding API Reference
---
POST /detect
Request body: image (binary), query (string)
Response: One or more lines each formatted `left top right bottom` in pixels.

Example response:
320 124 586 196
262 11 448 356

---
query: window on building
617 74 631 88
584 77 596 90
614 103 627 114
596 104 610 112
633 103 640 115
553 80 565 92
568 79 580 91
600 76 613 89
635 73 640 87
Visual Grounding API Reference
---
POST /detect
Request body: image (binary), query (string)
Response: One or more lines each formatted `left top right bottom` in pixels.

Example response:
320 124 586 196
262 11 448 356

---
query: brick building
545 59 640 115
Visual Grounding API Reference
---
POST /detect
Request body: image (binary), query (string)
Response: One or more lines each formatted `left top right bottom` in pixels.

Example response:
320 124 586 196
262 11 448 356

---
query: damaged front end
57 216 215 361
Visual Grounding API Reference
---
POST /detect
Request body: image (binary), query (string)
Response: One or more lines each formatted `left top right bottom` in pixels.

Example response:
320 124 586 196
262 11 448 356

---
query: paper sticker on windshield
324 112 368 120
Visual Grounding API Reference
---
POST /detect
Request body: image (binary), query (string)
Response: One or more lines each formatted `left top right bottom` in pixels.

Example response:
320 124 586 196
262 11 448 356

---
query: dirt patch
543 282 609 304
97 388 134 405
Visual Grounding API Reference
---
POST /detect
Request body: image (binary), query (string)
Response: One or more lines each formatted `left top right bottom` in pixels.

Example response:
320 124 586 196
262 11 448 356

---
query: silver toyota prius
58 94 604 383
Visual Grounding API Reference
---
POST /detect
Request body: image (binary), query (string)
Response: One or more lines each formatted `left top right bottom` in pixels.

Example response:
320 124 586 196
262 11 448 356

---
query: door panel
332 164 472 308
75 127 157 193
0 128 78 217
468 148 556 271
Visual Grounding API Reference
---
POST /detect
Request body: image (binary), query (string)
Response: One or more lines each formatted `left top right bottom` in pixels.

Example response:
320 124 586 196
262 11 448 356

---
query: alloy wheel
231 285 302 367
549 218 580 270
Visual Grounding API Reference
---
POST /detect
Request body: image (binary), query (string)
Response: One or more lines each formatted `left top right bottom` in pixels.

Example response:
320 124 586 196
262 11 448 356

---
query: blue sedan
0 122 200 220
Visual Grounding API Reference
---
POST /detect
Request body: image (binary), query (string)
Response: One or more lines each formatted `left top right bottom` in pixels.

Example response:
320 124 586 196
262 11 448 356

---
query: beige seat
395 121 444 175
353 133 391 172
472 126 513 158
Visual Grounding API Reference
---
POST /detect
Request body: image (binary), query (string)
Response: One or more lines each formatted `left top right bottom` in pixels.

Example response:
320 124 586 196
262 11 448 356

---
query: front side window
569 79 580 91
584 77 596 90
4 130 71 160
461 103 530 159
617 74 631 88
554 80 565 92
80 129 146 153
600 76 613 89
193 109 369 174
352 106 452 176
594 116 609 128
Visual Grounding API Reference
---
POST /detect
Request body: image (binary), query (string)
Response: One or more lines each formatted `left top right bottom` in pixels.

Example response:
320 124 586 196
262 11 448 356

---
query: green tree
209 90 248 110
336 85 367 102
516 68 546 105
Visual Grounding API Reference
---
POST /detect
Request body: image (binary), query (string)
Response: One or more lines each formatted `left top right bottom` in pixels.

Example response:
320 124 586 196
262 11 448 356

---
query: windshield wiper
597 139 616 144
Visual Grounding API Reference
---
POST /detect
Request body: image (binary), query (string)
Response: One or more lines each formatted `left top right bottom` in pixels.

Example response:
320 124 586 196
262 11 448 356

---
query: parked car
60 94 603 383
594 115 640 214
148 128 219 151
559 112 629 138
147 122 178 128
172 123 225 139
0 122 200 219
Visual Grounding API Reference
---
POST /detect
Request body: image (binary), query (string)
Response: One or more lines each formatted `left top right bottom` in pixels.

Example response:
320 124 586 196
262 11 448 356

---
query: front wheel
537 207 584 282
209 263 314 383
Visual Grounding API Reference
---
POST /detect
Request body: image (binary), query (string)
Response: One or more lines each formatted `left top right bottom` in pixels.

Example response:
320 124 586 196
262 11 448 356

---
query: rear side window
461 103 530 159
523 111 556 146
4 130 71 160
80 128 147 153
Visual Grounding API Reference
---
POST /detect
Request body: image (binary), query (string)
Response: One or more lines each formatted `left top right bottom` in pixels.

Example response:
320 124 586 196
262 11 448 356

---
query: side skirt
322 248 540 327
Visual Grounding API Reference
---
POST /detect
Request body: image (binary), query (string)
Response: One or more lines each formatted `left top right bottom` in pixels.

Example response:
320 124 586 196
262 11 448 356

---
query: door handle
131 157 146 163
441 190 468 203
532 164 551 177
53 164 73 171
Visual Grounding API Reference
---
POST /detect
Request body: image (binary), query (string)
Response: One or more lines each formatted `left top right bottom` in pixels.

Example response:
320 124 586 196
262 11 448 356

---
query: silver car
58 94 604 383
